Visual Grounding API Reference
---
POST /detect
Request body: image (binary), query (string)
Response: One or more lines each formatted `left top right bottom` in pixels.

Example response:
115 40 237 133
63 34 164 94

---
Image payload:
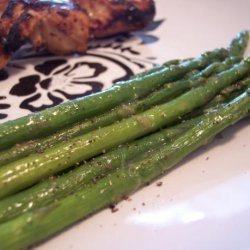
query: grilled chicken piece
0 0 90 69
0 0 155 70
73 0 155 38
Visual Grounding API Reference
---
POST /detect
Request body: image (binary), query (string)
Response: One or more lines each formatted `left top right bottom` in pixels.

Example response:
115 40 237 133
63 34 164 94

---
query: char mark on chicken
0 0 8 13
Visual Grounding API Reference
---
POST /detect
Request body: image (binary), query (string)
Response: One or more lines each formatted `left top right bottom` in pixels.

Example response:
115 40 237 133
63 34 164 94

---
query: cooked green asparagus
0 116 202 223
228 30 250 57
0 56 240 166
0 59 249 199
0 48 229 151
0 88 248 250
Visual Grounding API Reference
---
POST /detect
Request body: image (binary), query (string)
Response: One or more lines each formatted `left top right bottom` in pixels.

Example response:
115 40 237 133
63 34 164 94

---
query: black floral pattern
0 96 10 119
0 70 9 82
10 59 107 112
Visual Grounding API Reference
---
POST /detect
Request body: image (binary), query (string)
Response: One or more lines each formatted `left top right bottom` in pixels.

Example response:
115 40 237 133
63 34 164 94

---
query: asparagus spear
131 58 193 79
0 89 249 250
1 71 242 220
228 30 250 57
0 56 240 166
135 30 249 79
0 59 249 199
130 59 182 79
0 116 202 223
181 76 250 119
0 31 247 151
0 48 229 151
220 76 250 97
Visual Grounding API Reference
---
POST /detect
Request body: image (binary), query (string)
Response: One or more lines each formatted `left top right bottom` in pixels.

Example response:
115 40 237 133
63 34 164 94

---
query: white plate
1 1 250 249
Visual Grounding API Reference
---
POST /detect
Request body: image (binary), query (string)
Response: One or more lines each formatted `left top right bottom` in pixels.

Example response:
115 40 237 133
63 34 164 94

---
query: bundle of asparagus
0 31 249 250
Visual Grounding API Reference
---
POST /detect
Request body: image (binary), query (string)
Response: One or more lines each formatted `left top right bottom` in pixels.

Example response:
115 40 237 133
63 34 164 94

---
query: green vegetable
0 48 228 151
2 73 244 222
0 116 201 223
220 76 250 97
135 30 249 79
0 89 248 250
130 59 183 79
0 59 249 199
228 30 250 57
131 58 199 79
0 56 240 166
182 76 250 119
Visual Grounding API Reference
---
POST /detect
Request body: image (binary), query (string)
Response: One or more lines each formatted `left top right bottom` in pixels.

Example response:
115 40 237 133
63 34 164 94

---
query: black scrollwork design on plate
0 70 9 82
10 59 107 112
0 96 10 119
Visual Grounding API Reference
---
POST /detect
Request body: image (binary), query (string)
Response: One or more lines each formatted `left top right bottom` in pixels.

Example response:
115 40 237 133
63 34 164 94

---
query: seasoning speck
109 204 119 213
156 181 163 187
123 195 132 201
